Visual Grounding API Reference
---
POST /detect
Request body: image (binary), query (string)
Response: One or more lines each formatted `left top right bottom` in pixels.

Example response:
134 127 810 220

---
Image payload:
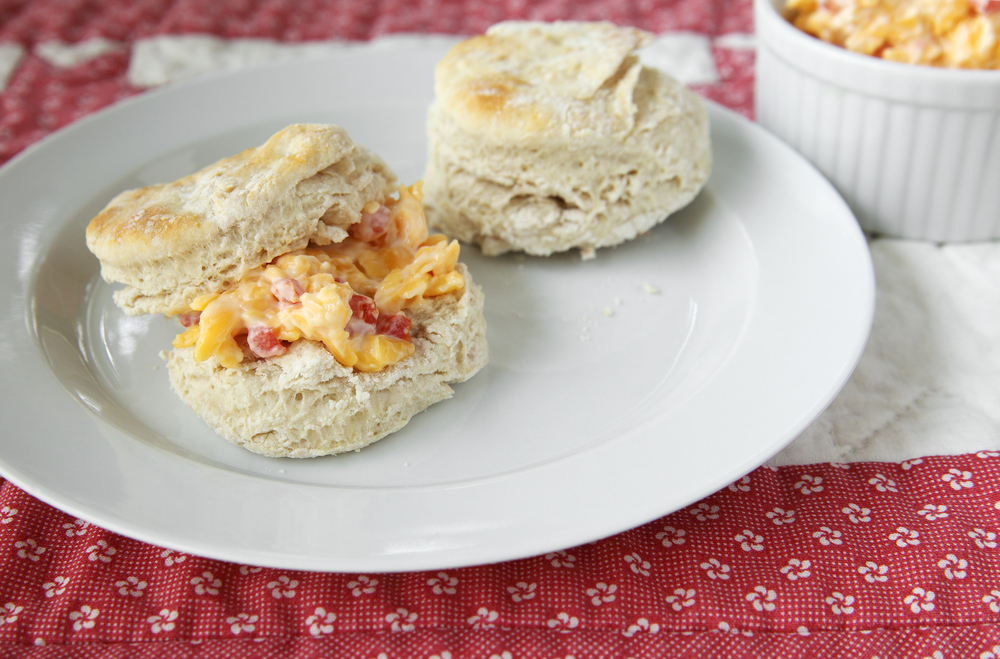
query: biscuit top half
86 123 397 316
433 21 653 141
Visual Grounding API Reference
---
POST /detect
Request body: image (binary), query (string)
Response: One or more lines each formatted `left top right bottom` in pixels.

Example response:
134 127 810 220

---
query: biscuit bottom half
164 265 487 458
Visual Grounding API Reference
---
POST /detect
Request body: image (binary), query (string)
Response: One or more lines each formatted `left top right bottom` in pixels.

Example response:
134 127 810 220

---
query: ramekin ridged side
754 0 1000 241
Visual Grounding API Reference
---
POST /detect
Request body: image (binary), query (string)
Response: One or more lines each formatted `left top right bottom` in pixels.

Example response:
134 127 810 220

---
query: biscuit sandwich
423 20 712 259
86 124 488 458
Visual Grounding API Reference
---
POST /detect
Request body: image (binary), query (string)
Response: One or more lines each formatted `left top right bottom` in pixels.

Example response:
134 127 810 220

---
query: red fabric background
4 456 1000 657
2 1 999 657
0 0 753 166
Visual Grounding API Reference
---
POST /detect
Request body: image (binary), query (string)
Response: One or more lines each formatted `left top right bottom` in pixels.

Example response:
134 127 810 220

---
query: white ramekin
755 0 1000 241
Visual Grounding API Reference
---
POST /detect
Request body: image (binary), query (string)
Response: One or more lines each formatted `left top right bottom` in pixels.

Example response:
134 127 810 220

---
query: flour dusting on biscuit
423 20 712 259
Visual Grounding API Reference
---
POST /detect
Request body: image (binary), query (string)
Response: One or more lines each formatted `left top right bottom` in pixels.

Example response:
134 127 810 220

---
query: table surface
2 1 1000 657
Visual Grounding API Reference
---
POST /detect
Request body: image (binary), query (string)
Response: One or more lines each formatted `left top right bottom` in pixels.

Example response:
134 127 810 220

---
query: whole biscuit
423 21 712 258
86 124 396 316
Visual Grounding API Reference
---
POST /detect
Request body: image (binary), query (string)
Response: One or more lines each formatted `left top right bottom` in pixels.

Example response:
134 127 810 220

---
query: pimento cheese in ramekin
784 0 1000 68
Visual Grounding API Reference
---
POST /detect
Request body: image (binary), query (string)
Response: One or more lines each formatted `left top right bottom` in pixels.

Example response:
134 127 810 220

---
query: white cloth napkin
773 238 1000 465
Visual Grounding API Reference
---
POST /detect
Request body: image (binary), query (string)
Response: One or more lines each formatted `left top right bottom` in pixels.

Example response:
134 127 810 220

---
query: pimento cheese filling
171 183 465 372
785 0 1000 69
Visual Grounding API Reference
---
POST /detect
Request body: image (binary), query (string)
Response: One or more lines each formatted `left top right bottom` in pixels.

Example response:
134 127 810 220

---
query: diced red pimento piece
376 313 412 341
350 204 391 243
975 0 1000 12
271 278 304 304
346 294 378 336
345 294 411 341
246 326 286 358
178 311 201 327
349 294 378 325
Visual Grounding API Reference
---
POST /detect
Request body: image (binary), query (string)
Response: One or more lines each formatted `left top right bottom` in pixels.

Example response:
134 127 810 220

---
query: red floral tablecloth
2 1 999 657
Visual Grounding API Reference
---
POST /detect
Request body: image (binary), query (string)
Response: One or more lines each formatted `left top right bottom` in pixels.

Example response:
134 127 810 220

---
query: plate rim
0 41 875 572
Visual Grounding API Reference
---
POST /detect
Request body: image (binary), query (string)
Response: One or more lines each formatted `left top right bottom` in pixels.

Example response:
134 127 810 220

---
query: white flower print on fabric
266 575 298 599
42 576 69 598
917 504 949 521
665 588 696 612
941 468 974 490
794 474 824 494
717 621 753 637
85 540 115 564
225 613 257 635
191 572 221 596
766 508 795 526
903 587 935 613
780 558 811 581
429 653 452 659
868 474 898 493
346 575 378 597
889 527 920 548
305 607 336 636
15 539 44 562
62 519 89 537
734 529 764 552
545 550 576 568
0 506 16 524
830 462 850 470
812 527 843 546
825 592 855 615
622 618 660 637
0 603 23 627
586 582 616 606
858 562 889 583
507 582 537 602
969 528 998 549
796 626 811 636
978 451 1000 459
981 648 1000 659
901 458 923 470
700 558 731 580
115 577 146 597
546 612 579 632
385 608 417 632
729 476 751 492
746 586 777 612
160 549 187 567
655 526 686 548
982 590 1000 613
842 503 872 523
69 605 99 631
689 502 720 521
489 653 513 659
938 554 968 580
427 572 458 595
238 565 262 575
624 553 651 576
147 609 177 634
467 607 499 629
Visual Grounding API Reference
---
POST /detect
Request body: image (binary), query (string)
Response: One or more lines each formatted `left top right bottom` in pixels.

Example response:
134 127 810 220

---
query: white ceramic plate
0 42 874 572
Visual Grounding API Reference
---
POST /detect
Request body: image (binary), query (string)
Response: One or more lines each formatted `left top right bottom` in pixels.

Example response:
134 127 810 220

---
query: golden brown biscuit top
86 125 364 263
85 123 397 316
433 21 653 140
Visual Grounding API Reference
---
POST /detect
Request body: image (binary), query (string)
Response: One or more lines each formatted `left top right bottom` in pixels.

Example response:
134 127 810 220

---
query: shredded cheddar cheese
171 183 465 372
785 0 1000 68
